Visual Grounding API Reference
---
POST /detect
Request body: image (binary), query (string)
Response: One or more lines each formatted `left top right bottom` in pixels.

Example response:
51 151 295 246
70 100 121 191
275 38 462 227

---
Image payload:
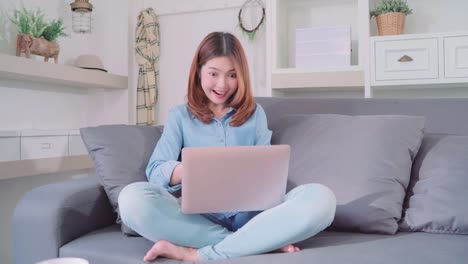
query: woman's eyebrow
208 67 235 72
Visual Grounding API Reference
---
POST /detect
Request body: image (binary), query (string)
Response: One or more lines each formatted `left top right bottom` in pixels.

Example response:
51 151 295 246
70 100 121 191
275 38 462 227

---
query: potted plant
370 0 413 36
9 6 67 63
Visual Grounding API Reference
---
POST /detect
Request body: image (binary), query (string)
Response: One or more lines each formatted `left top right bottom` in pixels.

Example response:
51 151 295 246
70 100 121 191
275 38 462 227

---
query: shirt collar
218 107 236 120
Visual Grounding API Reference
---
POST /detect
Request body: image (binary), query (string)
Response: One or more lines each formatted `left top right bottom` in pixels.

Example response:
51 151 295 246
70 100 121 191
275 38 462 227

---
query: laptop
180 145 290 214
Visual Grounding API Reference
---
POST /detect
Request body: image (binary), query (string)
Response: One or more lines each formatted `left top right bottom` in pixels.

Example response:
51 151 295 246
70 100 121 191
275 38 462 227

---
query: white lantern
70 0 93 33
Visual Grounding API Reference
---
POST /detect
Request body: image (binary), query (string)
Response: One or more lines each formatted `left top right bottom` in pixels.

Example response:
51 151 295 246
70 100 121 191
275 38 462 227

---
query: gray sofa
14 97 468 264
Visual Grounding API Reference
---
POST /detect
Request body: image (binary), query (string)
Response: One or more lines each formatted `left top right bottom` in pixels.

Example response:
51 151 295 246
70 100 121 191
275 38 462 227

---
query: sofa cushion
60 225 468 264
400 135 468 234
80 125 162 235
271 114 425 234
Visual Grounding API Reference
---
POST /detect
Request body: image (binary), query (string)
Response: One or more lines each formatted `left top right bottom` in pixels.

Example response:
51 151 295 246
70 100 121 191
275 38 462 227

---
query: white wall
370 0 468 36
142 0 267 124
0 1 129 263
0 0 128 74
0 0 130 130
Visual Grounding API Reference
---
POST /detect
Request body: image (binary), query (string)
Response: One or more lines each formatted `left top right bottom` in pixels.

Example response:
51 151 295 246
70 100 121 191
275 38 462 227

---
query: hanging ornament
238 0 266 41
70 0 93 33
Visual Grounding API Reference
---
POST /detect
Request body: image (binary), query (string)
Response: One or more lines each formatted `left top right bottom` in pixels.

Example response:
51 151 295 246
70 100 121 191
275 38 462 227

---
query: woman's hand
169 164 183 186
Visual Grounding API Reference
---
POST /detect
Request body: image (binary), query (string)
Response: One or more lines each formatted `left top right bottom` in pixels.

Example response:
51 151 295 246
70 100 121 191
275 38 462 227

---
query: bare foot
143 240 199 262
278 244 301 253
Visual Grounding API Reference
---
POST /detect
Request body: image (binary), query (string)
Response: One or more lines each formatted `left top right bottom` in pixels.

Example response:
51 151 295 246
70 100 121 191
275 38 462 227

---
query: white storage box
296 25 351 69
69 130 88 156
296 26 352 42
296 53 351 69
21 130 69 160
0 131 21 162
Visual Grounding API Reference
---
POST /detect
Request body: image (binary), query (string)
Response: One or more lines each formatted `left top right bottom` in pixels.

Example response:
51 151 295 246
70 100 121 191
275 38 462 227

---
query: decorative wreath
238 0 266 41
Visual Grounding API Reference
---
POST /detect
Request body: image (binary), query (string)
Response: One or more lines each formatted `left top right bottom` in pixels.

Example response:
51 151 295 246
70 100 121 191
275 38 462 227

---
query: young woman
118 32 336 262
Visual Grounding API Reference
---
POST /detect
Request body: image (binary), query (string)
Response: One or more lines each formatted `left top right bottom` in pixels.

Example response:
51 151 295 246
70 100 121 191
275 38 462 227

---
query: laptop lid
181 145 290 214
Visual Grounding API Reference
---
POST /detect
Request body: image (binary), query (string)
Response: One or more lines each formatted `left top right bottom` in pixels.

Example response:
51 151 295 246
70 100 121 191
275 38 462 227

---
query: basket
376 12 406 36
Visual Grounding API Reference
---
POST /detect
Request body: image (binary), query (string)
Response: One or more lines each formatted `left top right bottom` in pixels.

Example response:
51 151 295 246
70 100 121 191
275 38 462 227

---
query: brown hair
187 32 256 126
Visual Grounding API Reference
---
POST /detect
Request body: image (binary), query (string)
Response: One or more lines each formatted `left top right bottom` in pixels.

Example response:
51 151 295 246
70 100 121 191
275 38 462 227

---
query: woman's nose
217 77 227 88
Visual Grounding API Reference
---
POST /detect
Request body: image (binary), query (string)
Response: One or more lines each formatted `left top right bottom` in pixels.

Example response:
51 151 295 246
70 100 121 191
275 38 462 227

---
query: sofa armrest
13 176 115 264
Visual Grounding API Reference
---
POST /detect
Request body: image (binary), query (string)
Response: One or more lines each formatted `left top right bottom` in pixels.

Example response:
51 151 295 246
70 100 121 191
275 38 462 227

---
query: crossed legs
119 182 336 261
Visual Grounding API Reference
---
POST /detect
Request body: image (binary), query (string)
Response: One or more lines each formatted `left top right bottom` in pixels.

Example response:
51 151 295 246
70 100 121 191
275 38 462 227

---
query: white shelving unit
0 54 128 90
271 66 364 91
371 31 468 89
0 54 130 178
266 0 371 97
266 0 468 98
368 0 468 96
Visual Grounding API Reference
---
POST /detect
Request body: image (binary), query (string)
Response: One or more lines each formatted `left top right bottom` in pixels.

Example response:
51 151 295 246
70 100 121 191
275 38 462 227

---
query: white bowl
36 257 89 264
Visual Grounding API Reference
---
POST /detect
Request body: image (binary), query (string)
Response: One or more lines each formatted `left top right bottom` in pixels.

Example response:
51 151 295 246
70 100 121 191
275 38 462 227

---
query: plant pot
376 12 406 36
16 33 60 63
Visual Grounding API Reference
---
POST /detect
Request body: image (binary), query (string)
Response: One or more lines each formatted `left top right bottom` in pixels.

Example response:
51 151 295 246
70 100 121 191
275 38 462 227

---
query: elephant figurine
16 33 60 64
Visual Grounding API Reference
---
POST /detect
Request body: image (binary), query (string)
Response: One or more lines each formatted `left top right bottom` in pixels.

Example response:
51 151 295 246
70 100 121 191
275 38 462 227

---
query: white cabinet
371 32 468 88
444 35 468 78
375 38 438 81
0 129 88 161
20 130 69 160
0 131 20 162
0 129 92 180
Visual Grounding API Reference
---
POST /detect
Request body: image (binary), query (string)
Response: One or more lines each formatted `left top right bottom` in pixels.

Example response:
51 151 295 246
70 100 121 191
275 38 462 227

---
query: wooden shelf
0 155 94 180
272 66 365 90
0 53 128 89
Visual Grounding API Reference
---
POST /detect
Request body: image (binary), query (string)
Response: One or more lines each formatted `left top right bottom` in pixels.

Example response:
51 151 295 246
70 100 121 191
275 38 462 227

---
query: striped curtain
135 8 160 125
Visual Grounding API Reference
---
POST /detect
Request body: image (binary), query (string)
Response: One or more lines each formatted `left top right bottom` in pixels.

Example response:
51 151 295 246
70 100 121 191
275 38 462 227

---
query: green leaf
370 0 412 17
8 5 67 41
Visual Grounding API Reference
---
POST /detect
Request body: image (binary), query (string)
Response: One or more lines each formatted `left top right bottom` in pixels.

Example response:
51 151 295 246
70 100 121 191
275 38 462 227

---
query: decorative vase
376 12 406 36
16 33 60 63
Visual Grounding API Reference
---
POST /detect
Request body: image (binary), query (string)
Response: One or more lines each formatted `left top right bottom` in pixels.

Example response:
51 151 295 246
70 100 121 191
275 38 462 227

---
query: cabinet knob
398 55 413 62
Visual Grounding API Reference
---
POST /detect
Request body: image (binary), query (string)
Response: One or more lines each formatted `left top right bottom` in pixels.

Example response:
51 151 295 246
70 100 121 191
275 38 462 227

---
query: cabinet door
0 137 20 161
444 35 468 78
375 38 438 81
21 136 69 160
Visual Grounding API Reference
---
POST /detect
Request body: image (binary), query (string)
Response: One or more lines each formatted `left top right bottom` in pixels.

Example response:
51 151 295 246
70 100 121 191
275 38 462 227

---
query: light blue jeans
118 182 336 260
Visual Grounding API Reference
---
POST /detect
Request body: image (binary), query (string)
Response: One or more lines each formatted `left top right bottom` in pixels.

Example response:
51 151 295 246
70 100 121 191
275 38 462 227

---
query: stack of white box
295 25 352 69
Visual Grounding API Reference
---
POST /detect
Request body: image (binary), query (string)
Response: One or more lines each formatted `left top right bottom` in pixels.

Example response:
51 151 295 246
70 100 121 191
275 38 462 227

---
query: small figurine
16 33 60 64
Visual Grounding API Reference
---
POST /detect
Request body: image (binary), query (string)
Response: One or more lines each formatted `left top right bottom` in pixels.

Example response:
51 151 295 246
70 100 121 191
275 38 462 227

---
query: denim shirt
146 103 272 221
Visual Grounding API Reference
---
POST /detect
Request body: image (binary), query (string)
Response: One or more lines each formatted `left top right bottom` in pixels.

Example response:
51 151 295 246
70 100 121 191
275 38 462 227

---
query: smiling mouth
213 90 226 96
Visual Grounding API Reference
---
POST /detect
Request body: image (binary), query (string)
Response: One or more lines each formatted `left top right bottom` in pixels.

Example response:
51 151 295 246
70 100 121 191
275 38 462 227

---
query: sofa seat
60 225 468 264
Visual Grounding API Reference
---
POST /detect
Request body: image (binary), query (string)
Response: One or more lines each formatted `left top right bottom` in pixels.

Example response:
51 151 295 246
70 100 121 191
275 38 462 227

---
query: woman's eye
230 73 237 78
209 72 218 77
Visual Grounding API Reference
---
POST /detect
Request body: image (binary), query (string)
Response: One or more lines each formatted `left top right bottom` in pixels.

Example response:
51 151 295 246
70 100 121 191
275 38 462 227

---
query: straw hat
75 54 107 72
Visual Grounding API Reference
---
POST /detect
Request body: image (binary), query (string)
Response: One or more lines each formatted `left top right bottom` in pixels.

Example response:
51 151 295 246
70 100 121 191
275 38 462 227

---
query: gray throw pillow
400 135 468 234
80 124 162 235
271 114 425 234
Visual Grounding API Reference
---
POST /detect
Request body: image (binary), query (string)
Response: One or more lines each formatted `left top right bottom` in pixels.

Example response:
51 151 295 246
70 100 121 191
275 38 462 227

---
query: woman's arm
146 108 184 192
255 104 272 146
169 163 183 185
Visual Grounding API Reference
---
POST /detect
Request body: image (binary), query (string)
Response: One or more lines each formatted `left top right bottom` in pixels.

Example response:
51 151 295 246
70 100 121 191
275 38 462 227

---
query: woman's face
200 56 238 108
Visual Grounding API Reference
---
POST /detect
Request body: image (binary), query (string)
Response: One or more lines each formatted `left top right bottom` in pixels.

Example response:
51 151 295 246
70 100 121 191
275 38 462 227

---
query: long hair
187 32 256 126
